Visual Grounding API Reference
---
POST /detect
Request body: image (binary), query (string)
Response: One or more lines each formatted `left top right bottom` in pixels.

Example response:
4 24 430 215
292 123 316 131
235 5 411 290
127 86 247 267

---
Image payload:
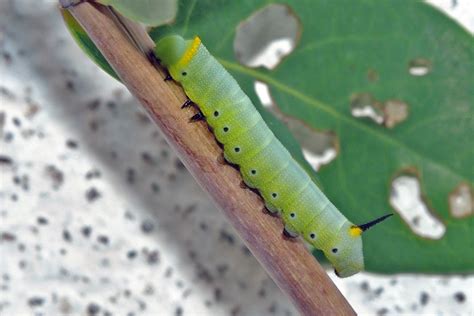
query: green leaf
98 0 177 26
60 9 120 81
150 0 474 273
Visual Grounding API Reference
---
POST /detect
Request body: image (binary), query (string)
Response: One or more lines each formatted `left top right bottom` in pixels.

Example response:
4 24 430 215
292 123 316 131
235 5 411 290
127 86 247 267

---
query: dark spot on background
214 288 222 302
65 80 75 92
219 230 235 245
454 292 466 303
12 117 21 127
0 232 16 241
85 187 101 202
175 159 186 171
27 297 45 307
127 250 137 260
146 250 160 265
182 204 196 219
62 230 72 242
140 220 155 234
199 222 208 231
81 226 92 238
126 168 135 184
420 291 429 305
45 165 64 190
141 152 156 165
85 169 101 180
97 235 109 245
0 155 13 165
151 182 160 193
65 139 78 149
36 216 48 225
360 281 369 291
86 302 101 315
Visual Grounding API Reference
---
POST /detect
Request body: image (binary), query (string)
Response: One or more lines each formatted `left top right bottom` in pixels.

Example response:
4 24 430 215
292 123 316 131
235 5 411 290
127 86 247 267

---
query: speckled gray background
0 0 473 315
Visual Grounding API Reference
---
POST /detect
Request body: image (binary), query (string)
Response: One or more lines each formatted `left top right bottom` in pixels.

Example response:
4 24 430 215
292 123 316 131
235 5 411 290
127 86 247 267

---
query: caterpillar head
323 222 364 278
326 214 393 278
154 35 187 67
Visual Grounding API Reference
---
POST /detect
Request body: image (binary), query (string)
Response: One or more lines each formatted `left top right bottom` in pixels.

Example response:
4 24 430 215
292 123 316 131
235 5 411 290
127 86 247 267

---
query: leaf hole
350 93 408 128
408 58 432 76
350 93 384 125
390 172 446 240
234 4 301 69
449 183 473 218
383 100 409 129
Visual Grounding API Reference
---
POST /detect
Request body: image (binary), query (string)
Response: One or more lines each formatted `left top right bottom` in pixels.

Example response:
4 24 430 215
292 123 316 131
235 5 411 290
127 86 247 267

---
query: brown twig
60 1 356 315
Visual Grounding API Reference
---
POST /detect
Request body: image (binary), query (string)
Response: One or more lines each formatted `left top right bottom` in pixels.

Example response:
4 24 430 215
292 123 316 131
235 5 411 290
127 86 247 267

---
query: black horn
358 213 393 232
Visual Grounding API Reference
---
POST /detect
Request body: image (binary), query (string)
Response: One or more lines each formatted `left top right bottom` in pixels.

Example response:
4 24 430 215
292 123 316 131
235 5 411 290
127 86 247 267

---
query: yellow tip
349 226 363 237
178 36 201 67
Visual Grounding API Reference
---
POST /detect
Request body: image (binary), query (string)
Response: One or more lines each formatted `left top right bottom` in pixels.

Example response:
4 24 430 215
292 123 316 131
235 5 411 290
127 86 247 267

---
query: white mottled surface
0 0 473 316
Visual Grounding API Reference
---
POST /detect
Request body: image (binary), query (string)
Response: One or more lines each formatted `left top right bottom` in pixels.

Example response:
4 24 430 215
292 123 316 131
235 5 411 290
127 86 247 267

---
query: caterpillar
154 35 392 278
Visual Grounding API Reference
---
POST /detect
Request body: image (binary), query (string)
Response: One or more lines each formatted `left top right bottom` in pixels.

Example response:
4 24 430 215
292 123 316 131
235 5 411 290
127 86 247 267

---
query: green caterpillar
154 35 392 278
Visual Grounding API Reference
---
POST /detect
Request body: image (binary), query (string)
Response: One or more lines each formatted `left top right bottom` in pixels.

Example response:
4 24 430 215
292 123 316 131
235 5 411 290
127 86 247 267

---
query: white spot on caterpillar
390 175 446 240
449 183 473 218
234 4 301 69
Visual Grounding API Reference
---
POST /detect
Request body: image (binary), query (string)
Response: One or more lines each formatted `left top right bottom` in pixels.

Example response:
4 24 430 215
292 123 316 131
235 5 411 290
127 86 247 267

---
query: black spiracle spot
309 233 316 240
234 147 240 153
223 127 229 132
251 169 257 175
290 212 296 218
332 248 338 254
213 111 219 117
181 71 187 76
271 193 277 198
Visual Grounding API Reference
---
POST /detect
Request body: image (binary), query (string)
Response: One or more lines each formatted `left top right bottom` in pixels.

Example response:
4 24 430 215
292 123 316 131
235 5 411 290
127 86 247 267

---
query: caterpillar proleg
154 35 392 277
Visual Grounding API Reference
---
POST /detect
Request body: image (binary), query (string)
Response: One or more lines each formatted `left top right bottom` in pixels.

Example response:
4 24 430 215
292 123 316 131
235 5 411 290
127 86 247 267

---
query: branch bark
61 2 356 315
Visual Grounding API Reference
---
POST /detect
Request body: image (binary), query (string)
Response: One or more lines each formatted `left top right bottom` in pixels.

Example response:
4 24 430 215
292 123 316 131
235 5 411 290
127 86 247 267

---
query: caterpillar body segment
240 138 292 189
154 35 391 278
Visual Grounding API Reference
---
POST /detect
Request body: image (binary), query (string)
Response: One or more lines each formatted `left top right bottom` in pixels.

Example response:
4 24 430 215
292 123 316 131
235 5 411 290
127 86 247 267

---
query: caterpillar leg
164 73 172 81
283 226 298 238
241 178 257 189
263 207 280 217
147 50 161 66
265 201 279 213
216 153 226 165
189 112 205 122
181 99 193 109
264 203 280 217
